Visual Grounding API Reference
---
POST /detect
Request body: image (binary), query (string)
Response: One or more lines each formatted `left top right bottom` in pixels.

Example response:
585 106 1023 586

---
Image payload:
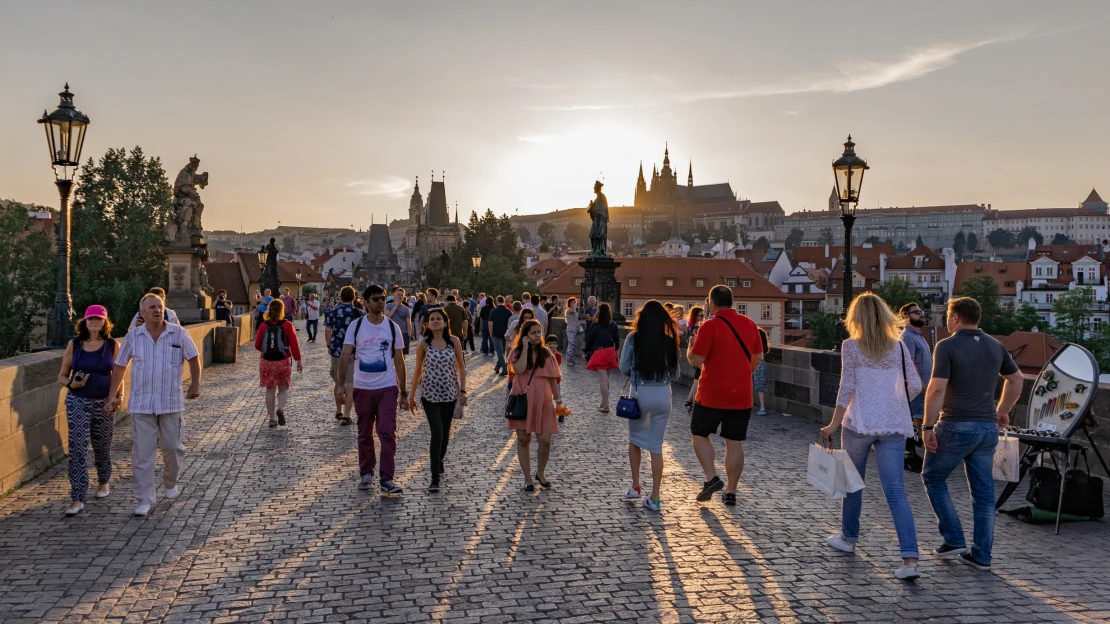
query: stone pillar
579 257 623 323
213 326 238 363
165 242 213 322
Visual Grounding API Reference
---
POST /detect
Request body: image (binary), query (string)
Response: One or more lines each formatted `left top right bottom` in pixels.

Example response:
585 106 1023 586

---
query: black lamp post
39 84 90 348
471 252 482 288
832 135 869 327
258 239 280 296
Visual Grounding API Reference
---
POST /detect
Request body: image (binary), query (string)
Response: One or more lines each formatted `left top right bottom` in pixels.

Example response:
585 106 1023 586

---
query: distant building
982 190 1110 245
395 175 463 288
364 223 400 288
781 200 987 251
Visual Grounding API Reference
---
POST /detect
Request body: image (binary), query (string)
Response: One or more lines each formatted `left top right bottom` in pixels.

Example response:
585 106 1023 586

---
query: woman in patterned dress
253 299 303 428
753 327 770 415
563 297 580 367
57 305 123 516
408 308 466 492
507 319 563 491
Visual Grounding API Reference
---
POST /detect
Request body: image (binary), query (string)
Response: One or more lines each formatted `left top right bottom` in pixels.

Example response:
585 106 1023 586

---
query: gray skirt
628 383 672 454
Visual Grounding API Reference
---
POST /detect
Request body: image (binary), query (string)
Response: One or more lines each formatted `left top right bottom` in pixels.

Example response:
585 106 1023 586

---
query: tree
536 221 556 245
895 241 911 254
874 279 921 314
818 227 836 246
954 231 966 257
563 222 589 249
806 308 840 350
737 226 751 248
1013 303 1047 332
609 226 630 248
954 274 1009 335
1017 225 1043 247
470 254 530 297
915 235 924 248
301 285 318 297
752 236 770 251
966 232 978 253
784 227 805 252
987 228 1016 250
439 208 525 293
516 226 532 244
863 235 882 246
1050 287 1095 344
70 146 174 328
0 204 54 356
645 219 672 244
1051 233 1077 245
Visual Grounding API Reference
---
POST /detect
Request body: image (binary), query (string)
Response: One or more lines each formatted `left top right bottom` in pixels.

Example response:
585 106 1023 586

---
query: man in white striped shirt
108 293 201 517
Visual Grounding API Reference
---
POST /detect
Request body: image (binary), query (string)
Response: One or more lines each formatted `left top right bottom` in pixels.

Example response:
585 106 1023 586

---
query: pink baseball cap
83 305 108 319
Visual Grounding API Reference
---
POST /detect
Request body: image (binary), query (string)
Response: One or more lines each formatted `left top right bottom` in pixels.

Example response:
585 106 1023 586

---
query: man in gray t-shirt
920 297 1024 570
385 287 413 355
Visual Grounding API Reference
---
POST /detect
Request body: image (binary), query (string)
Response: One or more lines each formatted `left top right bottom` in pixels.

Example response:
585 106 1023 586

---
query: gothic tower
409 177 423 226
688 159 693 187
634 161 647 208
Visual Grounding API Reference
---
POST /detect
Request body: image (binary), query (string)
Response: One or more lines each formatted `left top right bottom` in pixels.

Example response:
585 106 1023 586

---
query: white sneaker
165 486 179 500
642 497 661 512
826 535 856 553
624 485 642 499
134 503 152 516
95 484 110 498
65 502 85 516
896 565 921 580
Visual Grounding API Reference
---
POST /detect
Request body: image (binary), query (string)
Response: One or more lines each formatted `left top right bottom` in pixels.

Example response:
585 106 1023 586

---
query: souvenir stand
995 343 1109 534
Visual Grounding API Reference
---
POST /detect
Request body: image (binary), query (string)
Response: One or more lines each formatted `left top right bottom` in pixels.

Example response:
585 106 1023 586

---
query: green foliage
645 219 671 244
517 226 532 244
70 147 174 330
0 204 55 356
536 221 556 245
806 307 840 350
736 225 750 247
430 209 526 295
916 235 924 247
954 231 966 257
470 254 530 297
563 222 589 249
1013 303 1047 332
987 228 1016 249
301 285 318 296
1017 225 1043 247
784 227 804 251
1050 287 1094 344
966 232 978 252
954 274 1010 335
874 279 921 315
752 236 770 251
818 227 836 245
863 235 882 245
1051 233 1077 245
609 226 629 247
895 241 910 254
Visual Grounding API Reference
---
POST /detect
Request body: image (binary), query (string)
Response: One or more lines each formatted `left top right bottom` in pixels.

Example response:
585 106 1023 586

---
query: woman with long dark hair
57 306 123 515
618 301 680 511
584 302 620 412
254 298 303 428
507 318 562 491
408 308 466 492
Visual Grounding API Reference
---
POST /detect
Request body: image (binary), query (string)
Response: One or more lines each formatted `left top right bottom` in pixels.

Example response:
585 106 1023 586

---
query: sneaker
165 486 179 500
722 492 737 506
65 502 85 516
642 498 661 512
826 535 856 553
624 485 642 499
358 475 373 491
381 481 403 497
428 478 440 493
959 552 991 571
95 484 110 498
896 565 921 580
558 416 565 423
696 476 724 502
134 503 151 517
757 408 767 415
932 544 968 559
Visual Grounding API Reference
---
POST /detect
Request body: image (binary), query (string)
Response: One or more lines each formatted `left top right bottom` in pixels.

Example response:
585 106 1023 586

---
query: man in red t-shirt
688 285 763 506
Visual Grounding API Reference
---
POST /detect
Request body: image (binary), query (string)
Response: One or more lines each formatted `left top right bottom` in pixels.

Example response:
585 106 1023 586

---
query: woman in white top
820 292 923 580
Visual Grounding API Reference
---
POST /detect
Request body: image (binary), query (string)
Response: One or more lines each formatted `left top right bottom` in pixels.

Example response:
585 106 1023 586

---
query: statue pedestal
166 242 213 322
578 256 624 323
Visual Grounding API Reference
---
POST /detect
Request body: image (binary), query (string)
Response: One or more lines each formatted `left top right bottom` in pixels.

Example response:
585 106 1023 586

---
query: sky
1 1 1109 231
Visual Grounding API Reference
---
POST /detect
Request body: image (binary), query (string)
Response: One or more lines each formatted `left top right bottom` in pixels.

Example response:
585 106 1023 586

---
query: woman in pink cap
56 305 123 516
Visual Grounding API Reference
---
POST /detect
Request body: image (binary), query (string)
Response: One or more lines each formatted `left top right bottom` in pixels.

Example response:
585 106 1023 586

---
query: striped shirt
115 322 200 415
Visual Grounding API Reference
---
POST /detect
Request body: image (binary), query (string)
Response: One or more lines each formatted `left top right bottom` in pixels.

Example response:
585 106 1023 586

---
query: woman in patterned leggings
408 308 466 493
56 305 123 516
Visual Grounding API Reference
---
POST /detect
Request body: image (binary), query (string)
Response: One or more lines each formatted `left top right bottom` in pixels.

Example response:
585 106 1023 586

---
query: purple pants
353 386 399 484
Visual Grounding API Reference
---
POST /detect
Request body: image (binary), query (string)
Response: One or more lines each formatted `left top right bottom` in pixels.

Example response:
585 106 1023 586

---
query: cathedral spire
637 161 645 185
688 159 693 187
663 142 670 167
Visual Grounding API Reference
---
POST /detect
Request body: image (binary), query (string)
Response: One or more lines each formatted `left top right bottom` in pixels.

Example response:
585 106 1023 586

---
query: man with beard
900 302 932 472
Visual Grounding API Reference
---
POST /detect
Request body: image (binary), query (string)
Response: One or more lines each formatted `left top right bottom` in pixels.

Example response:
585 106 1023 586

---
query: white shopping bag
992 432 1020 482
835 450 866 495
808 443 840 498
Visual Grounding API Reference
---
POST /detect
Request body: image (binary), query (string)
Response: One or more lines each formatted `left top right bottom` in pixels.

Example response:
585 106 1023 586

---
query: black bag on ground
261 322 289 361
1026 451 1104 518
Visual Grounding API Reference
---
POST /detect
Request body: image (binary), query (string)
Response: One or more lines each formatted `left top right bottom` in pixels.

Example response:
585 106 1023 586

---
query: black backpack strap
717 316 752 362
352 316 364 348
390 318 396 352
899 342 913 411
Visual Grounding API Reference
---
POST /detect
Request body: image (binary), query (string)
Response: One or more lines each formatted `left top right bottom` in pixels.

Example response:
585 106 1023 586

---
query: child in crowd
547 335 565 422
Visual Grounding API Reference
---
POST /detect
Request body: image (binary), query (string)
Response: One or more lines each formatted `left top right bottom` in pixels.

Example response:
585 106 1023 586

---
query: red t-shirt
690 308 761 409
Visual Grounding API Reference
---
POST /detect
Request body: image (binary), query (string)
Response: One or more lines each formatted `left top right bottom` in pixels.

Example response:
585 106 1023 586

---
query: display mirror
1027 344 1100 438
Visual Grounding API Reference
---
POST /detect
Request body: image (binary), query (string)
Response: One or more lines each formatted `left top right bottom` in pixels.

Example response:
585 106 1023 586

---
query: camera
73 371 87 383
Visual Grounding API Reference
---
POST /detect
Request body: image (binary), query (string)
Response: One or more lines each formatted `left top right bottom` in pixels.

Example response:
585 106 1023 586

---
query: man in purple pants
338 284 408 497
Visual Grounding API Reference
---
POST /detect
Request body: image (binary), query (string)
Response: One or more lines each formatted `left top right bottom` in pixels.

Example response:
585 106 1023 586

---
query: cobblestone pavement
2 323 1109 623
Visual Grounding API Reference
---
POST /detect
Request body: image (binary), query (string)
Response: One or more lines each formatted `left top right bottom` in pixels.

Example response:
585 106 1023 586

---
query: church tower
409 177 423 226
635 161 648 208
828 186 839 212
688 159 693 187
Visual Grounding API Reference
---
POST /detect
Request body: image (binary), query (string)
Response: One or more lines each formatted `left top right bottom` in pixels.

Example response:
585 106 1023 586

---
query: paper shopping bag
834 450 866 495
807 443 840 498
992 433 1020 482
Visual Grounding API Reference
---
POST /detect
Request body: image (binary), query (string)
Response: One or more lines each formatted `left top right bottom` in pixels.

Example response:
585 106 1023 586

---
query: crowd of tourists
54 281 1023 580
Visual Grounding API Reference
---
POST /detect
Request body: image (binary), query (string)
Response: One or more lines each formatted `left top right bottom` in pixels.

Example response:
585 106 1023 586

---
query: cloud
344 175 412 198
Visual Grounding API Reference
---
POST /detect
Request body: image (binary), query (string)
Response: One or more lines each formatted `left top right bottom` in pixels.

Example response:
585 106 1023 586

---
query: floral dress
506 348 562 435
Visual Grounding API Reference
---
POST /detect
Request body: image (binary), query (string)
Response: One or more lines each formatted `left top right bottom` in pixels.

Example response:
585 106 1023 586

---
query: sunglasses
908 310 923 316
368 296 386 302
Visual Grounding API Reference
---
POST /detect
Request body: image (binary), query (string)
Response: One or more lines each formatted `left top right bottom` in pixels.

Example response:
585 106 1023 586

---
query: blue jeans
841 428 919 559
492 337 506 373
481 327 491 355
921 421 998 564
306 319 318 341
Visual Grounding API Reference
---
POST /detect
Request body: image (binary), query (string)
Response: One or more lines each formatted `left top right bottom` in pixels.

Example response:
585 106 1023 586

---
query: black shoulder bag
505 364 537 420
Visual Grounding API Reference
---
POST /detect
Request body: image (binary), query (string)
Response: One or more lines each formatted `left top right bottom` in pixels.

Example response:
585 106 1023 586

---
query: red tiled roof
985 207 1107 220
526 258 573 280
994 331 1063 374
885 245 945 270
1085 188 1104 204
953 262 1028 296
537 257 787 301
205 262 249 305
789 205 985 219
794 245 894 275
212 252 236 263
1029 244 1103 264
279 261 325 283
783 329 812 347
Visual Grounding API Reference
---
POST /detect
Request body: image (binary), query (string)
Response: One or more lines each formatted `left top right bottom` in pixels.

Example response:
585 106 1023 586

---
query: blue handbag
615 374 641 420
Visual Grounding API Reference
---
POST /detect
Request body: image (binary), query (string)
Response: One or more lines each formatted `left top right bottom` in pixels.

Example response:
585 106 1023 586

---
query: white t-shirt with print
343 316 403 391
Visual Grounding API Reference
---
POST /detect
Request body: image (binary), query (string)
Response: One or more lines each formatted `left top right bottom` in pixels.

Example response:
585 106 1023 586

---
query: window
628 278 638 287
1036 267 1043 276
665 278 675 287
833 298 840 308
726 279 737 287
743 280 751 288
695 278 705 288
574 277 583 286
761 304 772 320
737 303 747 315
624 301 634 317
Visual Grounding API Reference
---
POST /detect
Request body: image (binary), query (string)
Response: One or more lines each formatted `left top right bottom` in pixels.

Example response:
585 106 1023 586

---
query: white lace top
836 338 923 438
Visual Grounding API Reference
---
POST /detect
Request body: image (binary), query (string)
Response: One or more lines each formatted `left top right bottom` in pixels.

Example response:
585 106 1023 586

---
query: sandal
276 409 286 426
268 419 277 428
598 407 609 414
535 474 552 489
334 412 343 421
524 483 536 492
338 415 351 426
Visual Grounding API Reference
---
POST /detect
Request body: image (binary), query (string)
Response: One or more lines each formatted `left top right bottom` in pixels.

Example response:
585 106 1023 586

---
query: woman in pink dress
507 319 563 491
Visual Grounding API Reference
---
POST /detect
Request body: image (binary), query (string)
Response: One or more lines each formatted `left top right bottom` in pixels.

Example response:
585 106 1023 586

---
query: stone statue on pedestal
165 155 209 244
587 180 609 258
163 155 213 322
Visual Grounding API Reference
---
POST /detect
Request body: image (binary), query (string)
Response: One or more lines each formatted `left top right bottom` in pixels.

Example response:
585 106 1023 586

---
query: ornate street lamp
39 84 90 347
832 135 869 325
257 246 268 267
471 252 482 269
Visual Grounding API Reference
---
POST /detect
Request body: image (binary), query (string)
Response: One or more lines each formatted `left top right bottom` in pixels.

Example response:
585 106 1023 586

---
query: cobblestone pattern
1 322 1109 623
